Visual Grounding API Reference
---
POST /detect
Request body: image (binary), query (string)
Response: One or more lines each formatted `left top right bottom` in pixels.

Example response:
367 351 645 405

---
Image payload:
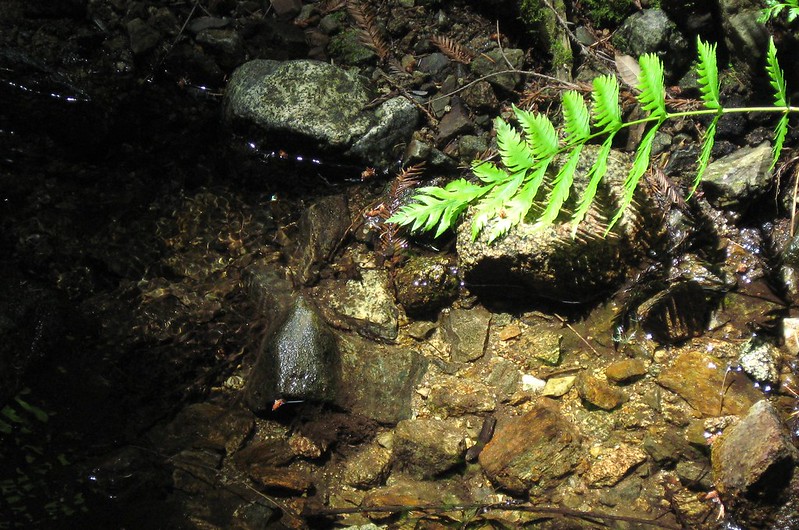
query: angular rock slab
479 399 581 496
712 400 798 500
335 332 427 424
223 59 417 167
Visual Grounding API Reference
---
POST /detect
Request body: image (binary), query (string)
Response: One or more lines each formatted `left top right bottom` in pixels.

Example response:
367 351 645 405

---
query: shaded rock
195 28 245 69
701 142 772 212
712 400 798 506
293 194 349 286
270 0 302 19
461 80 499 113
335 332 427 424
223 59 417 167
317 268 398 341
172 448 222 495
584 444 648 488
441 306 491 362
392 418 468 478
457 145 661 303
469 47 524 93
429 376 496 415
738 337 780 385
234 439 295 469
244 295 339 412
394 254 459 317
246 464 314 493
657 351 764 416
718 0 769 77
612 9 689 79
147 403 254 456
643 427 703 467
342 444 392 488
605 358 647 384
576 373 626 410
479 399 581 495
126 18 160 55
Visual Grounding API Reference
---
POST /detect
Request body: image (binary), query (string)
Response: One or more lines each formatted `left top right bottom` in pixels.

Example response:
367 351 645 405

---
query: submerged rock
223 59 417 167
392 418 468 478
244 295 339 412
292 194 349 286
441 306 491 362
457 145 662 303
393 255 459 317
576 373 626 410
479 398 581 496
657 351 763 416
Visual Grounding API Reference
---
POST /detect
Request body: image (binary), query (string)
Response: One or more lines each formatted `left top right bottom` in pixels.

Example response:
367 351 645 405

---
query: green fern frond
495 117 535 173
592 75 622 133
539 148 582 226
513 105 559 161
388 179 486 237
562 91 591 144
571 139 614 235
773 113 789 170
767 37 787 107
759 0 799 23
471 171 524 239
607 121 663 233
691 116 719 195
697 38 720 110
636 54 667 118
472 160 510 184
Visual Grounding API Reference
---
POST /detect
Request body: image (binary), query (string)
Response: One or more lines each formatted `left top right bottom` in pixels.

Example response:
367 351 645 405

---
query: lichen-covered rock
457 145 662 303
223 59 417 167
701 142 772 213
478 398 581 496
612 9 690 79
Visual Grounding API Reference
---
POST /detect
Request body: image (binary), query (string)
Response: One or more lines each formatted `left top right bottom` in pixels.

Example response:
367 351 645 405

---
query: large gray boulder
223 59 418 167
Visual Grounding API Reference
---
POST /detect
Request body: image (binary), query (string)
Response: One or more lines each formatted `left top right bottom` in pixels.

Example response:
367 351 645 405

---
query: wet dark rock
738 337 780 385
643 427 702 467
394 255 459 316
392 418 468 478
335 332 427 424
147 403 255 456
317 268 399 341
461 80 499 113
576 373 626 410
126 18 161 55
605 358 648 384
247 464 314 493
584 444 647 488
712 400 798 521
441 306 491 362
612 9 689 79
292 194 349 286
172 448 223 494
417 51 450 76
469 47 524 93
188 16 231 33
342 443 392 488
479 398 581 495
779 234 799 301
429 375 496 415
223 59 418 167
676 460 713 491
234 439 295 469
244 295 339 412
457 145 661 303
701 142 772 213
657 351 764 416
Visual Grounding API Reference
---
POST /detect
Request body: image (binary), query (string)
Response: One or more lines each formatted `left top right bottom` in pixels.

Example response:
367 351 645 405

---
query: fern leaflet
513 106 559 161
496 117 535 173
636 54 667 119
388 179 486 238
592 75 623 133
697 38 720 110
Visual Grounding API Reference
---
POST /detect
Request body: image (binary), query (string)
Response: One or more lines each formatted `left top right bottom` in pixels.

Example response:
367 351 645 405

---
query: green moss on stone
582 0 635 27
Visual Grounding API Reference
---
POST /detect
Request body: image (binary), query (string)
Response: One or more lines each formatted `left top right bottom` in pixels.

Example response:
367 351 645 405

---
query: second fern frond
389 37 796 242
